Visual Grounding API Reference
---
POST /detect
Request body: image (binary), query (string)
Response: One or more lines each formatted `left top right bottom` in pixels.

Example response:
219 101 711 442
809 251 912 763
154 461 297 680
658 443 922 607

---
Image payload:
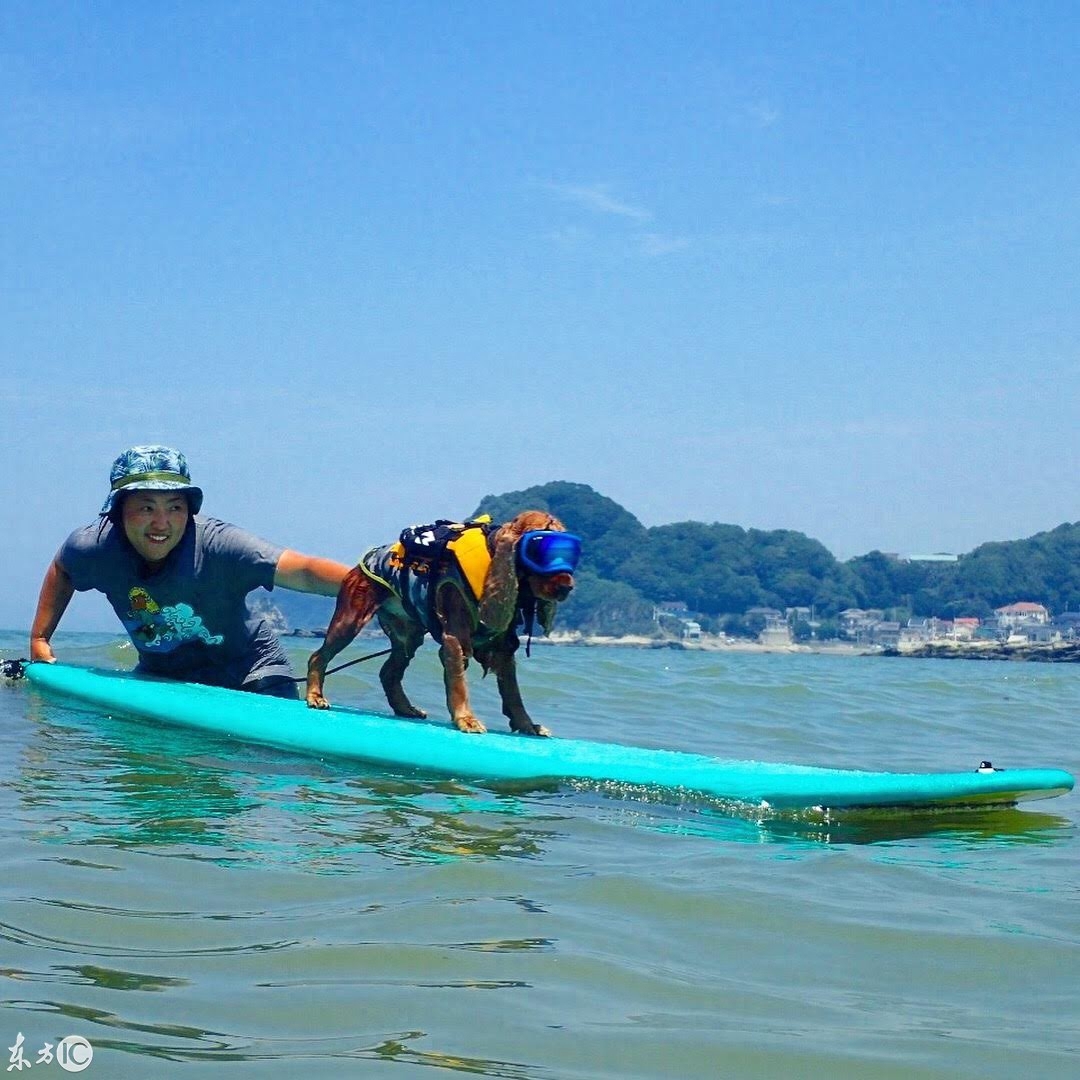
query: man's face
121 491 189 564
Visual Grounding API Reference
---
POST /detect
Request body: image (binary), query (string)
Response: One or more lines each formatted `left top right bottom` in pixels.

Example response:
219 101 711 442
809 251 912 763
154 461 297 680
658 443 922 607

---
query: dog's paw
512 721 552 737
306 693 331 710
453 714 488 735
391 704 428 719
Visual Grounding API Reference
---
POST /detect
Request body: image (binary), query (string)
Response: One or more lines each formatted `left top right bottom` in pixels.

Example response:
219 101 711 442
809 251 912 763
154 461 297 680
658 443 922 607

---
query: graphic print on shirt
125 587 225 651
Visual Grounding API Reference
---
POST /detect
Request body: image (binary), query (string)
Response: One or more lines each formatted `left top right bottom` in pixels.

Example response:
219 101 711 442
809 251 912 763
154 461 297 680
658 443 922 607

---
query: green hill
475 483 1080 633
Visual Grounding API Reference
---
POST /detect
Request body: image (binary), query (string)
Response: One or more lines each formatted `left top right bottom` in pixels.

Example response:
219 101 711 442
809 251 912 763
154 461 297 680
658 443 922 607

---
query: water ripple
3 634 1078 1079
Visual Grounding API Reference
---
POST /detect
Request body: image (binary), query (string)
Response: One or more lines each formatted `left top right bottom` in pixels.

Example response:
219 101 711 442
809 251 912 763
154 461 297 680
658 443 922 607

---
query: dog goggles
518 531 582 575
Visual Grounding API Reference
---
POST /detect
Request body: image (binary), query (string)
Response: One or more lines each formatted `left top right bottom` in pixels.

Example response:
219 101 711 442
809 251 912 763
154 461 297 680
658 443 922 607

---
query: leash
287 647 393 683
2 650 393 685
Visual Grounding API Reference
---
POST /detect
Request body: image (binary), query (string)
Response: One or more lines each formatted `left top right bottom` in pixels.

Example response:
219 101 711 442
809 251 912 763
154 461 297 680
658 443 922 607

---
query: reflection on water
10 692 1072 872
564 779 1073 848
779 804 1073 846
12 999 244 1064
0 963 186 992
697 801 1071 847
14 697 556 868
68 1024 548 1077
363 1032 544 1079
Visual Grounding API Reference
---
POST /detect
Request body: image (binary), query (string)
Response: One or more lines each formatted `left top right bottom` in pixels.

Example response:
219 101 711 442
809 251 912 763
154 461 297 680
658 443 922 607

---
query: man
30 445 349 697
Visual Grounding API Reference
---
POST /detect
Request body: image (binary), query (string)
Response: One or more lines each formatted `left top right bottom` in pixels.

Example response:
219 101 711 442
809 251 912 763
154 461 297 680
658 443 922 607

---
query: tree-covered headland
474 482 1080 637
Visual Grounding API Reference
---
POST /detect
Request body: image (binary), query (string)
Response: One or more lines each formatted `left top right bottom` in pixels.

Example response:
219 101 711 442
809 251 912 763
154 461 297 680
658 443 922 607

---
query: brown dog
306 511 577 735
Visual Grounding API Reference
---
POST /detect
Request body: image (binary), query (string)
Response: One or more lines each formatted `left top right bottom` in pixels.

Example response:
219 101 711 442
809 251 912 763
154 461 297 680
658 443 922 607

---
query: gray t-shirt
59 516 291 689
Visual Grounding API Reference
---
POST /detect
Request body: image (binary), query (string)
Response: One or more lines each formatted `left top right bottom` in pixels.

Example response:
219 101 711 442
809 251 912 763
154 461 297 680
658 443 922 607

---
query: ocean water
0 630 1077 1079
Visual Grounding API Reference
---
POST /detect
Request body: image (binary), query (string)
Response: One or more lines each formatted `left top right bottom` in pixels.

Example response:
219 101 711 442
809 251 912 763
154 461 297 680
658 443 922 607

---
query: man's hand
30 637 56 663
29 559 74 664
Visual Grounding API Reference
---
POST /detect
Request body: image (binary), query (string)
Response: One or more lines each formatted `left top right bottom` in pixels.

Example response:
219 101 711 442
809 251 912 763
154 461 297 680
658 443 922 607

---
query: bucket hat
100 445 204 516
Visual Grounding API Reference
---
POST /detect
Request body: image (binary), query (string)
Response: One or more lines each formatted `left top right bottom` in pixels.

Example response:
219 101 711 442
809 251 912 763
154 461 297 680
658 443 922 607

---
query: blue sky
3 1 1079 631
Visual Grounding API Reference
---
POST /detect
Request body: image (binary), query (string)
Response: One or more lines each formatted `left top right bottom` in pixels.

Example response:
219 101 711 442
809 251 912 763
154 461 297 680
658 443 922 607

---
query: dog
306 511 579 735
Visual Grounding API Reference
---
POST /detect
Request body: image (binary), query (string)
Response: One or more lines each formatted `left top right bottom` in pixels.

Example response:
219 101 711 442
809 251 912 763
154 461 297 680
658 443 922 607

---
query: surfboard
24 663 1075 811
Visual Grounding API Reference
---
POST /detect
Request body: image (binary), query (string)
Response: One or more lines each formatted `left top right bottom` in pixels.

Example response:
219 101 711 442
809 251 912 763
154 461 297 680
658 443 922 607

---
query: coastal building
653 602 702 641
900 618 954 644
758 621 793 647
871 621 901 647
1052 612 1080 639
746 607 784 622
745 607 792 646
994 602 1050 627
654 601 690 616
983 602 1059 643
838 608 886 644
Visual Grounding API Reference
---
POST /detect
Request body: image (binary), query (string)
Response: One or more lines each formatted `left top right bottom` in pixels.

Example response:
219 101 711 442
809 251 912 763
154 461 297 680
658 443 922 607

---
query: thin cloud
543 181 652 222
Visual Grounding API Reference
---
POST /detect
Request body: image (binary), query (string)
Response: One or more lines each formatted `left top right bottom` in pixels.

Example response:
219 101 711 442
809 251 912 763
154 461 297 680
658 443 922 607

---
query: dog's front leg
488 648 551 737
439 635 486 734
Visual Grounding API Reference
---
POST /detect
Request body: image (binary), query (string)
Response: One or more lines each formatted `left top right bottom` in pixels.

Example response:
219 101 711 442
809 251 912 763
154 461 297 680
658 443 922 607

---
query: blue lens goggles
518 530 582 575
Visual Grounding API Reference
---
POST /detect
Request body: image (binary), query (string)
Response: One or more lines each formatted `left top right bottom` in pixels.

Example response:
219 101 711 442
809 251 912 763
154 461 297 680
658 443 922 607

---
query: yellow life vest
445 520 492 601
361 515 494 604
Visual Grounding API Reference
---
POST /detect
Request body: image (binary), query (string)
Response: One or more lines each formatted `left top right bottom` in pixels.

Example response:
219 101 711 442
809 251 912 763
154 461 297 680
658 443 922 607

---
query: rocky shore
882 640 1080 663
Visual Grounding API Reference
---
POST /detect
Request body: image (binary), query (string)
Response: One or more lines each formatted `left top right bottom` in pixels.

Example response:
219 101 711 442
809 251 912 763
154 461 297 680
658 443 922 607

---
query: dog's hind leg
306 568 381 709
375 607 428 718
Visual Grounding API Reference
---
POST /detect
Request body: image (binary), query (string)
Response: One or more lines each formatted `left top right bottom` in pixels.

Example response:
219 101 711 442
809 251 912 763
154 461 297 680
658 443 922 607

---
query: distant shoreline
283 627 872 655
539 632 871 656
286 627 1080 661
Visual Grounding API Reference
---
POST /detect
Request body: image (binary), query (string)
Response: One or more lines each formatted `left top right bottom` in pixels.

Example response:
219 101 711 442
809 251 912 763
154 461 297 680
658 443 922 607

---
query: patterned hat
100 445 204 516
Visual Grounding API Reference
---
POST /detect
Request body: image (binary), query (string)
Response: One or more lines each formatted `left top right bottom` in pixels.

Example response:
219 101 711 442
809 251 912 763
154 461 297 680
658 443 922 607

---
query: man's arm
273 550 351 596
29 559 76 662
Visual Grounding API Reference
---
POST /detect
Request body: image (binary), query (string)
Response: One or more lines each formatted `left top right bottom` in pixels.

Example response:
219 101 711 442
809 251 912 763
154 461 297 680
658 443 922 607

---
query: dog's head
478 511 580 634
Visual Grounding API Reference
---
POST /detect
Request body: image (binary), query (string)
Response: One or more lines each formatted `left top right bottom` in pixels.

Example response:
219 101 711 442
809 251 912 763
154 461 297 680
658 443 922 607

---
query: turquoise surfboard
24 663 1075 811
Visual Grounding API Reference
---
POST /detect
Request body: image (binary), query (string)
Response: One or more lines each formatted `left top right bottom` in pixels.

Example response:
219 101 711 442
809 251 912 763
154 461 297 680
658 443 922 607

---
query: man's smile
121 493 190 563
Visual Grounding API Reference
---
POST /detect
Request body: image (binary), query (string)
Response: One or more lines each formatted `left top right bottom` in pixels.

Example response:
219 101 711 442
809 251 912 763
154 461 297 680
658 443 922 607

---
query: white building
994 602 1050 628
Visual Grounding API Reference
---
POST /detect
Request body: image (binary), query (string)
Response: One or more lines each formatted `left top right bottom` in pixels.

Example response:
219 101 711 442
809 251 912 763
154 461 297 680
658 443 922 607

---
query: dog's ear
478 522 522 633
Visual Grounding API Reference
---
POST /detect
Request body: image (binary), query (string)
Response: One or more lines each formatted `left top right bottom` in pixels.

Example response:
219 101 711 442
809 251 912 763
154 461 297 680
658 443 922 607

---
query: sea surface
1 630 1077 1079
